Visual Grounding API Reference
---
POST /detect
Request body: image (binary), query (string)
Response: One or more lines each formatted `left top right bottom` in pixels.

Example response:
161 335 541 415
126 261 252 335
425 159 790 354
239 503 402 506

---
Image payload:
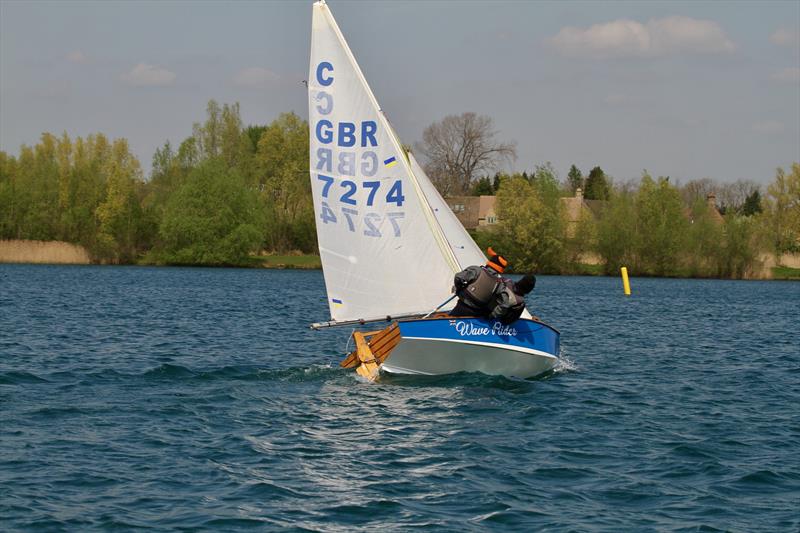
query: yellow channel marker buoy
621 266 631 296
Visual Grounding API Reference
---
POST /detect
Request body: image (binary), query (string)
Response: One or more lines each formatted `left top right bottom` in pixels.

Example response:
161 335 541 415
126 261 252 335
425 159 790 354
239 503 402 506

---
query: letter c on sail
315 91 333 115
316 61 334 86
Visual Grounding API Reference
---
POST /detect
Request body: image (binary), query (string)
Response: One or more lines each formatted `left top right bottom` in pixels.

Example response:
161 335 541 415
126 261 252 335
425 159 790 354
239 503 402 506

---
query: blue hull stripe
398 317 559 357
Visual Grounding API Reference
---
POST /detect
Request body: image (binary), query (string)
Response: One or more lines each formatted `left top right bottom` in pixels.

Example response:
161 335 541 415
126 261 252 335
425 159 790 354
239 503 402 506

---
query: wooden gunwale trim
339 321 402 373
340 352 359 368
367 327 400 353
372 338 401 364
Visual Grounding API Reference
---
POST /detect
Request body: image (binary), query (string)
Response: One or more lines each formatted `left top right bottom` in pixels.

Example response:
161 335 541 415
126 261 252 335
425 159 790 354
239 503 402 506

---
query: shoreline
2 260 798 281
2 240 798 280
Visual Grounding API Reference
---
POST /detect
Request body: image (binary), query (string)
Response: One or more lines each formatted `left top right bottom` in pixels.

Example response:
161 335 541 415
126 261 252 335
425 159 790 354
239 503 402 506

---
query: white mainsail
309 1 460 322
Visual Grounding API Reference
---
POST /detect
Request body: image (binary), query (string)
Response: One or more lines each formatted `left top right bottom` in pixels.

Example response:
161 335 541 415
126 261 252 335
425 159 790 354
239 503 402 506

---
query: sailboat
308 1 560 380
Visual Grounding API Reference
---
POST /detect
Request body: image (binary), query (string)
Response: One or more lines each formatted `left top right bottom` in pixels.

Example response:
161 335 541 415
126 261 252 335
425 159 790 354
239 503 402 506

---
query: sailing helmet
486 247 508 273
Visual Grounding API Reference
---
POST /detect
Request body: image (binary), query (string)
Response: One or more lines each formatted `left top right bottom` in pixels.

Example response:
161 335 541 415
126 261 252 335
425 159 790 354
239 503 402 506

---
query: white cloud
772 67 800 83
65 50 87 64
233 67 280 89
550 16 735 58
770 28 799 48
752 120 784 135
120 63 176 87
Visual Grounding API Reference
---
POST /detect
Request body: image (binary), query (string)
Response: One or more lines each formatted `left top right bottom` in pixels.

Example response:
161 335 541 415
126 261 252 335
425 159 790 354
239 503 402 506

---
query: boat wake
553 355 579 374
139 363 342 383
374 368 556 391
0 363 346 387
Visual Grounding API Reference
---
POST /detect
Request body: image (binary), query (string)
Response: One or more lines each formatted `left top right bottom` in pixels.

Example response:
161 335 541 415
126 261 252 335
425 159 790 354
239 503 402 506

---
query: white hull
380 337 557 379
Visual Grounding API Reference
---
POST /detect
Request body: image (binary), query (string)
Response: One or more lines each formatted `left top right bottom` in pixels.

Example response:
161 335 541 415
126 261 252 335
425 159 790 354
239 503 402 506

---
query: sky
1 0 798 186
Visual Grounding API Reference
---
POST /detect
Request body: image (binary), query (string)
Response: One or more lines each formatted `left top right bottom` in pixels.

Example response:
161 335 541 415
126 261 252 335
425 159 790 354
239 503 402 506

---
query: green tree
220 102 247 169
494 173 565 273
73 133 112 252
192 100 222 161
22 134 60 240
567 207 598 268
74 134 113 250
95 139 145 261
148 142 175 200
240 124 268 181
685 198 724 277
254 112 314 252
718 215 758 278
634 173 688 276
190 100 248 169
176 136 199 171
596 189 636 274
567 164 583 194
492 172 502 192
146 140 190 221
471 176 494 196
530 162 559 191
741 189 762 216
0 151 19 238
244 125 267 154
584 166 610 200
158 159 263 265
762 164 800 255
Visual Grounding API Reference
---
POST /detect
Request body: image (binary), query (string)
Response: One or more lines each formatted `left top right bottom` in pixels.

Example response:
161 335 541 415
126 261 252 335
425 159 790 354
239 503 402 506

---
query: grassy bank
136 252 321 269
253 254 321 269
772 266 800 280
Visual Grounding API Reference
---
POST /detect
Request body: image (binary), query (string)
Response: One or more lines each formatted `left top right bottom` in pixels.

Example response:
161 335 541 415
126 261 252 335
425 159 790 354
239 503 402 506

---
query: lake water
1 265 798 531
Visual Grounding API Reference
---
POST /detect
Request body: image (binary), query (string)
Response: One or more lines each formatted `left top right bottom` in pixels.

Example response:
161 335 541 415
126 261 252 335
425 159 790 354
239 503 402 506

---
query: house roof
560 196 605 222
477 196 495 219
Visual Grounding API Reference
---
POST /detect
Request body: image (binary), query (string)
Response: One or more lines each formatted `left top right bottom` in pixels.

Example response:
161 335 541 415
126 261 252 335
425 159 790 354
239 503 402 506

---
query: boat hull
380 317 559 379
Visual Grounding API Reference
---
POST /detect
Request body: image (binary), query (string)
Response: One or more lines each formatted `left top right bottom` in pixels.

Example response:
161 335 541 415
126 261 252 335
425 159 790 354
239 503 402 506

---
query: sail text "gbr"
314 62 378 147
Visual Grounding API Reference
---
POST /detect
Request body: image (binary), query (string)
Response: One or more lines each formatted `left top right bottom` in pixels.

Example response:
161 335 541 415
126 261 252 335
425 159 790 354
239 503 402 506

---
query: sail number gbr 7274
317 175 405 237
311 60 407 239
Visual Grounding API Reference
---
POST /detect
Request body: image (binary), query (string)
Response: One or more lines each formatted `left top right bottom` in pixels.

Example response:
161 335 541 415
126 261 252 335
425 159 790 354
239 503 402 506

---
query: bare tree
717 180 761 213
680 178 717 206
415 113 516 196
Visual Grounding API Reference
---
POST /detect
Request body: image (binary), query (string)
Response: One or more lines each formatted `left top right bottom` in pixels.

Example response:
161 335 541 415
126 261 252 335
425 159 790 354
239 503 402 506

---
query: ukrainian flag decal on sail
384 156 398 168
332 298 343 307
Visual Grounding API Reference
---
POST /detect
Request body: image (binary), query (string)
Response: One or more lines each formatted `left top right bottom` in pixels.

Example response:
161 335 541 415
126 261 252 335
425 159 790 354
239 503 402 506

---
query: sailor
449 247 508 317
490 273 536 324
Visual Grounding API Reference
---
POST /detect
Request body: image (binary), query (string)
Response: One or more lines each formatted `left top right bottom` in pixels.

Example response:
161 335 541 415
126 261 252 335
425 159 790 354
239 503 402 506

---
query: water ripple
1 266 798 531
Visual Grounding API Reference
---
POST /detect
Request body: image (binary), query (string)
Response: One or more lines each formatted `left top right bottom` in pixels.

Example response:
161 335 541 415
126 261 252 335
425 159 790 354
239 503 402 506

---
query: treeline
0 101 314 264
1 101 797 277
0 133 150 262
486 163 800 278
470 164 612 200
